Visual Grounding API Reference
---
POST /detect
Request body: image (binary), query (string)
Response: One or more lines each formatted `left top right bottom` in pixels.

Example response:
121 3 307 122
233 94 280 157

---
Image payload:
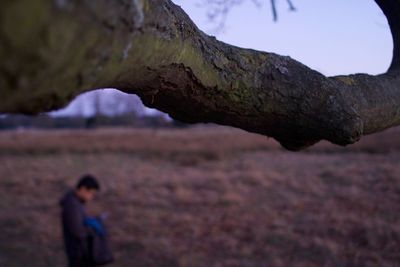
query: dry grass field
0 126 400 267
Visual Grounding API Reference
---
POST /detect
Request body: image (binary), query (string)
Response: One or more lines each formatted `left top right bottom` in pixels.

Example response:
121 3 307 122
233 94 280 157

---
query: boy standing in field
59 175 100 267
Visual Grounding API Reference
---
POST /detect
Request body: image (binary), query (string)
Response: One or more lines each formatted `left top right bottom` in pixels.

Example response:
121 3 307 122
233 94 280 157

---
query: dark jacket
60 190 92 267
85 218 114 266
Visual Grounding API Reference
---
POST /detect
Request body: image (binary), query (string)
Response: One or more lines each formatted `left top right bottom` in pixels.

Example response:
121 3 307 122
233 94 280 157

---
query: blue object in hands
84 217 105 236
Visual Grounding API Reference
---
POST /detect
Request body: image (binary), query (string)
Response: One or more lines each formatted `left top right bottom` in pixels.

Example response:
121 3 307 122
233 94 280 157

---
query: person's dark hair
76 174 100 191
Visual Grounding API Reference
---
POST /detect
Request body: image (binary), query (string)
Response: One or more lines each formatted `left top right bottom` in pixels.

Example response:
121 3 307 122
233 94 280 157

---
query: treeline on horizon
0 113 189 130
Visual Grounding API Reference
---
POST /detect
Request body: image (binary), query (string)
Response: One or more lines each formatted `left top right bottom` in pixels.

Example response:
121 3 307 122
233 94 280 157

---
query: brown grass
0 126 400 267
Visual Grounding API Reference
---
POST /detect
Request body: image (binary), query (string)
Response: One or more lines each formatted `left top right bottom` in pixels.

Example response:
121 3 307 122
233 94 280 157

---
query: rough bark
0 0 399 150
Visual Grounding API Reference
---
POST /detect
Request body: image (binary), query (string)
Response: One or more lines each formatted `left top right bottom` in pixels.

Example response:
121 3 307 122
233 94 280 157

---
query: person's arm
64 200 91 261
63 200 88 241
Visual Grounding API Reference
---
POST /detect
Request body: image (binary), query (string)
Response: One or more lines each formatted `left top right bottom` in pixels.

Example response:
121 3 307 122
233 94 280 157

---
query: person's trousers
68 256 93 267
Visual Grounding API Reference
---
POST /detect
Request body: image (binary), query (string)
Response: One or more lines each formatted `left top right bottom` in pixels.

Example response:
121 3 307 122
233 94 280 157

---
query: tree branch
0 0 399 150
375 0 400 71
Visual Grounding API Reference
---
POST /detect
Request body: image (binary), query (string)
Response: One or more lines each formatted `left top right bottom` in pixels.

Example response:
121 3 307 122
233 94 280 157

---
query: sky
51 0 393 117
51 89 162 117
174 0 392 76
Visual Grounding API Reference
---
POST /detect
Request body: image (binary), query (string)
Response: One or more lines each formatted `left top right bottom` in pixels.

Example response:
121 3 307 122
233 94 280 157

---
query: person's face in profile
76 187 97 203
